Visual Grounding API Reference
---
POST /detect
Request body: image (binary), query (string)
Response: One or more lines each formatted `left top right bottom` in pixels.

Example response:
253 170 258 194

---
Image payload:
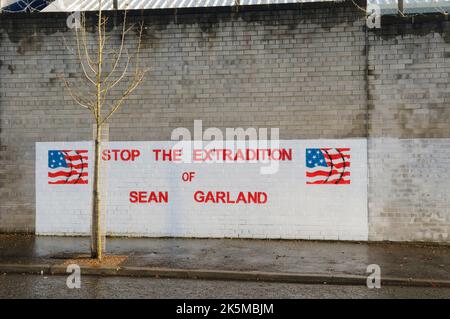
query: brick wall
0 2 449 242
367 17 450 241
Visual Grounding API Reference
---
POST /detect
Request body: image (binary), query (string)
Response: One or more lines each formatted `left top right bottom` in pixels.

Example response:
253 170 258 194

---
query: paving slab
0 235 449 283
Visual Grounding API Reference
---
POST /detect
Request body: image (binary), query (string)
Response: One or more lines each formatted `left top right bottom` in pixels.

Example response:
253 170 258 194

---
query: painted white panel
36 140 368 240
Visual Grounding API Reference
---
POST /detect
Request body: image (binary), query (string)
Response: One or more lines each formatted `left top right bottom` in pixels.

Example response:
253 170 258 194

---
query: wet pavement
1 274 449 298
0 234 449 281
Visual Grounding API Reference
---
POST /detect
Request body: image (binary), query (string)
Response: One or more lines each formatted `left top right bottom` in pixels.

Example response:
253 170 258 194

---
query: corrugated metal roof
369 0 450 14
2 0 450 13
42 0 328 12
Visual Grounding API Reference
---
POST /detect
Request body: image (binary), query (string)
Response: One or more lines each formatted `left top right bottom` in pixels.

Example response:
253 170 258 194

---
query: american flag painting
48 150 88 185
306 148 350 184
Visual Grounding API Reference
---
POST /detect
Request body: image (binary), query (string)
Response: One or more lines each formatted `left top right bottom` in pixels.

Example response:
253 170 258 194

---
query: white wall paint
36 140 368 240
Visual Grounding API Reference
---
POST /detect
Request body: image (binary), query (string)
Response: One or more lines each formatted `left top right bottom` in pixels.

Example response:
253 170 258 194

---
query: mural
35 140 368 240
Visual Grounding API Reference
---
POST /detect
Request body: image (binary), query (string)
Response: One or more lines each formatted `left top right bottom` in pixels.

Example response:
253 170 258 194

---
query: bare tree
60 0 148 260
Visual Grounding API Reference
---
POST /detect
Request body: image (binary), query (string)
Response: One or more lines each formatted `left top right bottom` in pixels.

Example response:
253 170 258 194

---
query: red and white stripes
306 148 350 184
48 150 88 184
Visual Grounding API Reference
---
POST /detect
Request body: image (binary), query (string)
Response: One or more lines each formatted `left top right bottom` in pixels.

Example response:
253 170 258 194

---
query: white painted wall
36 140 368 240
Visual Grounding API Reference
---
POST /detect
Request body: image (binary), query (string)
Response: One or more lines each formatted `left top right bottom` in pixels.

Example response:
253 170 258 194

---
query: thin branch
75 25 97 86
134 21 144 72
60 74 95 112
100 69 148 125
101 20 145 108
104 48 131 92
103 11 132 83
79 12 98 74
100 16 108 54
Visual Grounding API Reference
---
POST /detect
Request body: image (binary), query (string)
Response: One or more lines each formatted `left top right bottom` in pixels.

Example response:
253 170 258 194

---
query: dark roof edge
381 12 450 26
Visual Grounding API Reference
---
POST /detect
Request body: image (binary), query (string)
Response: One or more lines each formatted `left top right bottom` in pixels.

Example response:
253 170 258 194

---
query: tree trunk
92 1 104 261
398 0 404 15
91 123 102 260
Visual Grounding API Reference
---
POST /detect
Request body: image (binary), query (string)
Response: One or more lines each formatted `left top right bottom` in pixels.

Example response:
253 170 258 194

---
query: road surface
0 274 449 298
